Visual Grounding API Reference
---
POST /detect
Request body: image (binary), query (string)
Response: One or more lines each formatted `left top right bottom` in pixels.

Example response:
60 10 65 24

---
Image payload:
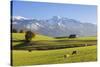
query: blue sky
12 1 97 24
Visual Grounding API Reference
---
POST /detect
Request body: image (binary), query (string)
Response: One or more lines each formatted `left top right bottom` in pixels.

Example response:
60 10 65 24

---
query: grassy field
12 33 97 66
12 33 97 50
12 33 97 41
12 46 97 66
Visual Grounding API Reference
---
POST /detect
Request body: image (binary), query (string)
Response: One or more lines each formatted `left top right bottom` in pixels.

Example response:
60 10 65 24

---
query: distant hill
12 33 54 41
12 16 97 37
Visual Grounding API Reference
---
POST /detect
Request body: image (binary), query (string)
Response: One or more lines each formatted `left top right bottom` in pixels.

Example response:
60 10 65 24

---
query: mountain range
12 16 97 37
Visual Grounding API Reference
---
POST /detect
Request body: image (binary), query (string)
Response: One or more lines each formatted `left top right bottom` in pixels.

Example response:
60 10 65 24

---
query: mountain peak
12 16 97 37
52 16 61 19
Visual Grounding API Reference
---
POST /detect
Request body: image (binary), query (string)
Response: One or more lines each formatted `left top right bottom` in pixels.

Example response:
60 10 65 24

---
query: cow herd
28 49 77 59
64 50 77 58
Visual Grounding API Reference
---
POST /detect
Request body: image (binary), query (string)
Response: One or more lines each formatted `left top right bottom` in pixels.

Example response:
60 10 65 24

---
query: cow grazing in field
28 49 32 52
72 51 77 55
64 55 67 58
64 54 70 58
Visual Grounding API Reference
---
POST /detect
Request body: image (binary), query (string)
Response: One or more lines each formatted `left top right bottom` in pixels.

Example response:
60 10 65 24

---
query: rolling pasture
12 33 97 66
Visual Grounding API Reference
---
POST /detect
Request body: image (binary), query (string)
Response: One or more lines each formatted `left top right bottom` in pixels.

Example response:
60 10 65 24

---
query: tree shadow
12 40 97 50
12 40 25 42
12 41 37 49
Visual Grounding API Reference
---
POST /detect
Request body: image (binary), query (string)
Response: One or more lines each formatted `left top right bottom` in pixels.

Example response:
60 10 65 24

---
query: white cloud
13 16 32 20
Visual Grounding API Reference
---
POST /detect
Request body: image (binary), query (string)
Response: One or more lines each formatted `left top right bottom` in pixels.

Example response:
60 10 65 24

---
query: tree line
12 28 24 33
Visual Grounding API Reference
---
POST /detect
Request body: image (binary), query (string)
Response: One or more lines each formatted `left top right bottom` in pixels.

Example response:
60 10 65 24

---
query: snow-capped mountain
12 16 97 37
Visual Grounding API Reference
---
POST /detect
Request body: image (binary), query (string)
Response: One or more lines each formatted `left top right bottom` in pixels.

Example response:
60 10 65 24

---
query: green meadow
12 33 97 66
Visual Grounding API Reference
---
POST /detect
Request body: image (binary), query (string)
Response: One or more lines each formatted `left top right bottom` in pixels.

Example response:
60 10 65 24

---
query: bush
25 31 35 42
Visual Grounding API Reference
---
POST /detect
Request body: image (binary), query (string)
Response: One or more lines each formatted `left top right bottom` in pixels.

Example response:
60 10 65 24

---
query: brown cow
64 54 70 58
28 49 32 52
72 51 77 55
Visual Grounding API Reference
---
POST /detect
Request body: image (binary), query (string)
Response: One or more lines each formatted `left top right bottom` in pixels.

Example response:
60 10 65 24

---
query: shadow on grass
12 40 97 51
12 41 37 49
12 40 25 42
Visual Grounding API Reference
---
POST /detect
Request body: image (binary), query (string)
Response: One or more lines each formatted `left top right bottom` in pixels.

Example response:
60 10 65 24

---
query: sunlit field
12 33 97 66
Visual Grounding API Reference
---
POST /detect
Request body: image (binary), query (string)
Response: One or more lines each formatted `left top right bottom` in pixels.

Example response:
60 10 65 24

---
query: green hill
12 33 54 46
12 33 97 48
12 33 54 41
11 33 97 66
